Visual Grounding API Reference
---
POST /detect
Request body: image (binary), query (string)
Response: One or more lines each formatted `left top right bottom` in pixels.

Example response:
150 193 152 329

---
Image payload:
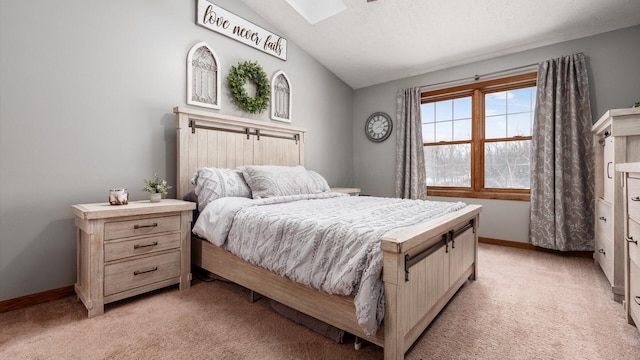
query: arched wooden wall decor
270 70 292 123
187 42 221 109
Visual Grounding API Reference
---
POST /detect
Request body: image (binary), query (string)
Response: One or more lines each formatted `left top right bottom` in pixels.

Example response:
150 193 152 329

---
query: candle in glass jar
109 188 129 205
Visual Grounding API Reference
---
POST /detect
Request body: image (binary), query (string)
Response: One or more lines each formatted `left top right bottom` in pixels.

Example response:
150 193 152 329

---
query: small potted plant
142 173 172 202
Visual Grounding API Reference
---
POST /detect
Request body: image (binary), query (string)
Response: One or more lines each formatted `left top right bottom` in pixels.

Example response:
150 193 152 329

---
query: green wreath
227 60 271 113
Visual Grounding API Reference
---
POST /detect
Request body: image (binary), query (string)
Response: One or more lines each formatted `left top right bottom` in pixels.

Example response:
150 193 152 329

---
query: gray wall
2 1 638 301
0 0 354 301
353 25 640 243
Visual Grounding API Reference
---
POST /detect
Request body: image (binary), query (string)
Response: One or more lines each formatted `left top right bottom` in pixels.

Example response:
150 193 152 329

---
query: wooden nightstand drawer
628 176 640 221
104 215 180 240
104 251 181 296
104 232 181 262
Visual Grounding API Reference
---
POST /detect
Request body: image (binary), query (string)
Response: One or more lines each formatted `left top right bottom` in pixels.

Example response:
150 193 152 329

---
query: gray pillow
241 165 330 199
191 167 251 211
182 190 198 203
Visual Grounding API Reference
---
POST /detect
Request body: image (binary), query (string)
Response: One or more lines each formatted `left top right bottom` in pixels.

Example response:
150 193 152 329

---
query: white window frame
186 41 221 110
421 72 537 201
270 70 292 123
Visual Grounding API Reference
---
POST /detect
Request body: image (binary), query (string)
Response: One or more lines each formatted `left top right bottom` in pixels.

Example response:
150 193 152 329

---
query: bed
174 106 482 360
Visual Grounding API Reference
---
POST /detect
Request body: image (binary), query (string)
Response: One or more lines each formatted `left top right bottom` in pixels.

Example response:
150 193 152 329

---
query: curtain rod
419 62 539 91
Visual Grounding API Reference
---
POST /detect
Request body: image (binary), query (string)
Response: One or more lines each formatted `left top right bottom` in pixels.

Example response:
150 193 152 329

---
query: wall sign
196 0 287 61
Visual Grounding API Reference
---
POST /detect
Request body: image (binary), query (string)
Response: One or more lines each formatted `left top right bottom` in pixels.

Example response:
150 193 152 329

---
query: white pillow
241 165 330 199
191 168 251 211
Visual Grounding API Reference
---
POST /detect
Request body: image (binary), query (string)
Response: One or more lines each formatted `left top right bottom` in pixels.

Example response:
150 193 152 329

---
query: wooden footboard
192 204 481 359
380 204 481 359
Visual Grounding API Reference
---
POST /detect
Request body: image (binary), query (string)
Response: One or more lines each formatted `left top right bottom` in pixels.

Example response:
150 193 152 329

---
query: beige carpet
1 244 639 359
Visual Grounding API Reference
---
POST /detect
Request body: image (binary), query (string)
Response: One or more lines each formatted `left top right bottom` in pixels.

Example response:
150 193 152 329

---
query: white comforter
193 193 466 336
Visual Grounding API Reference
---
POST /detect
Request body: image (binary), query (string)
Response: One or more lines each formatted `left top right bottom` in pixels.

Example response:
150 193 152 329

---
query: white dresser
591 108 640 302
616 162 640 333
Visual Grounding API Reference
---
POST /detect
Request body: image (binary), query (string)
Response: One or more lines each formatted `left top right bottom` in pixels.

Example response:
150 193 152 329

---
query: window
421 73 536 201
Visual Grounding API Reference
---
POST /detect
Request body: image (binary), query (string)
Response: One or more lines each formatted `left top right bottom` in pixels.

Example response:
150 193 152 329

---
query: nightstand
330 187 361 196
71 199 196 318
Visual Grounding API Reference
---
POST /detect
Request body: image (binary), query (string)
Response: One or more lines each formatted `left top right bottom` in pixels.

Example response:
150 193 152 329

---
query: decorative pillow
182 190 198 203
191 167 251 211
241 165 330 199
307 170 331 193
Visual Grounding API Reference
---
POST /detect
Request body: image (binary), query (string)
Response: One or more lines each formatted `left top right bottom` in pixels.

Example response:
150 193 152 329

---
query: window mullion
472 89 484 192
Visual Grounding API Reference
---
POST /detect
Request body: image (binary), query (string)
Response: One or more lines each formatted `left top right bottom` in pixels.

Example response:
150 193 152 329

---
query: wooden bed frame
174 106 482 359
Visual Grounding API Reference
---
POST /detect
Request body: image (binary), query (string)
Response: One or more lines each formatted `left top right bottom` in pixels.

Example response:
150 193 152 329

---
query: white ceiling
240 0 640 89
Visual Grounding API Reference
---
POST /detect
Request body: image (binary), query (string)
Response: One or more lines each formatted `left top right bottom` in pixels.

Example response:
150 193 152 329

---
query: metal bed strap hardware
189 119 248 136
404 218 475 282
189 120 300 143
449 218 475 250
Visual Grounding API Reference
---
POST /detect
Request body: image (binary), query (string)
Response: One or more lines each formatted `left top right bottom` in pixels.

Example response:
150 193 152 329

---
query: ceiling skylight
285 0 347 25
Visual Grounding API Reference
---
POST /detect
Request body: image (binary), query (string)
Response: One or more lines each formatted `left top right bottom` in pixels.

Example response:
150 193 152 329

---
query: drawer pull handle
134 241 158 249
599 217 606 222
598 249 606 255
134 222 158 230
134 266 158 276
607 162 612 179
635 296 640 305
627 236 638 245
632 196 640 202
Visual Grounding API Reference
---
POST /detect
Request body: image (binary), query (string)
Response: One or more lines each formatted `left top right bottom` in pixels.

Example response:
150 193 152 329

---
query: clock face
365 112 392 142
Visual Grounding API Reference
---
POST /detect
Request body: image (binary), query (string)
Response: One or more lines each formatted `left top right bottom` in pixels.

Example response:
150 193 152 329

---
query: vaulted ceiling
240 0 640 89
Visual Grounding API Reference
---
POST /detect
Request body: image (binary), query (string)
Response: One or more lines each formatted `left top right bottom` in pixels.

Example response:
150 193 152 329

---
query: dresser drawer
603 137 614 203
104 215 180 240
628 176 640 221
596 199 613 236
104 251 180 296
595 232 614 284
104 232 180 262
629 218 640 268
629 260 640 327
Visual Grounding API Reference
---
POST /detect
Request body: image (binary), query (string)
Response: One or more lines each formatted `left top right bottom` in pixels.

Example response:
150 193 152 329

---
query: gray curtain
530 53 594 251
394 87 426 200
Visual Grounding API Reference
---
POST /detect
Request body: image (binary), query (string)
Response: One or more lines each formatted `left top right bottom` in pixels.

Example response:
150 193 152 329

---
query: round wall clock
365 112 393 142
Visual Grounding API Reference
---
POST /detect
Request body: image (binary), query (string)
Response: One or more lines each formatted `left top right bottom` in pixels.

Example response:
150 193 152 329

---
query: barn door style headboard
174 107 306 199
